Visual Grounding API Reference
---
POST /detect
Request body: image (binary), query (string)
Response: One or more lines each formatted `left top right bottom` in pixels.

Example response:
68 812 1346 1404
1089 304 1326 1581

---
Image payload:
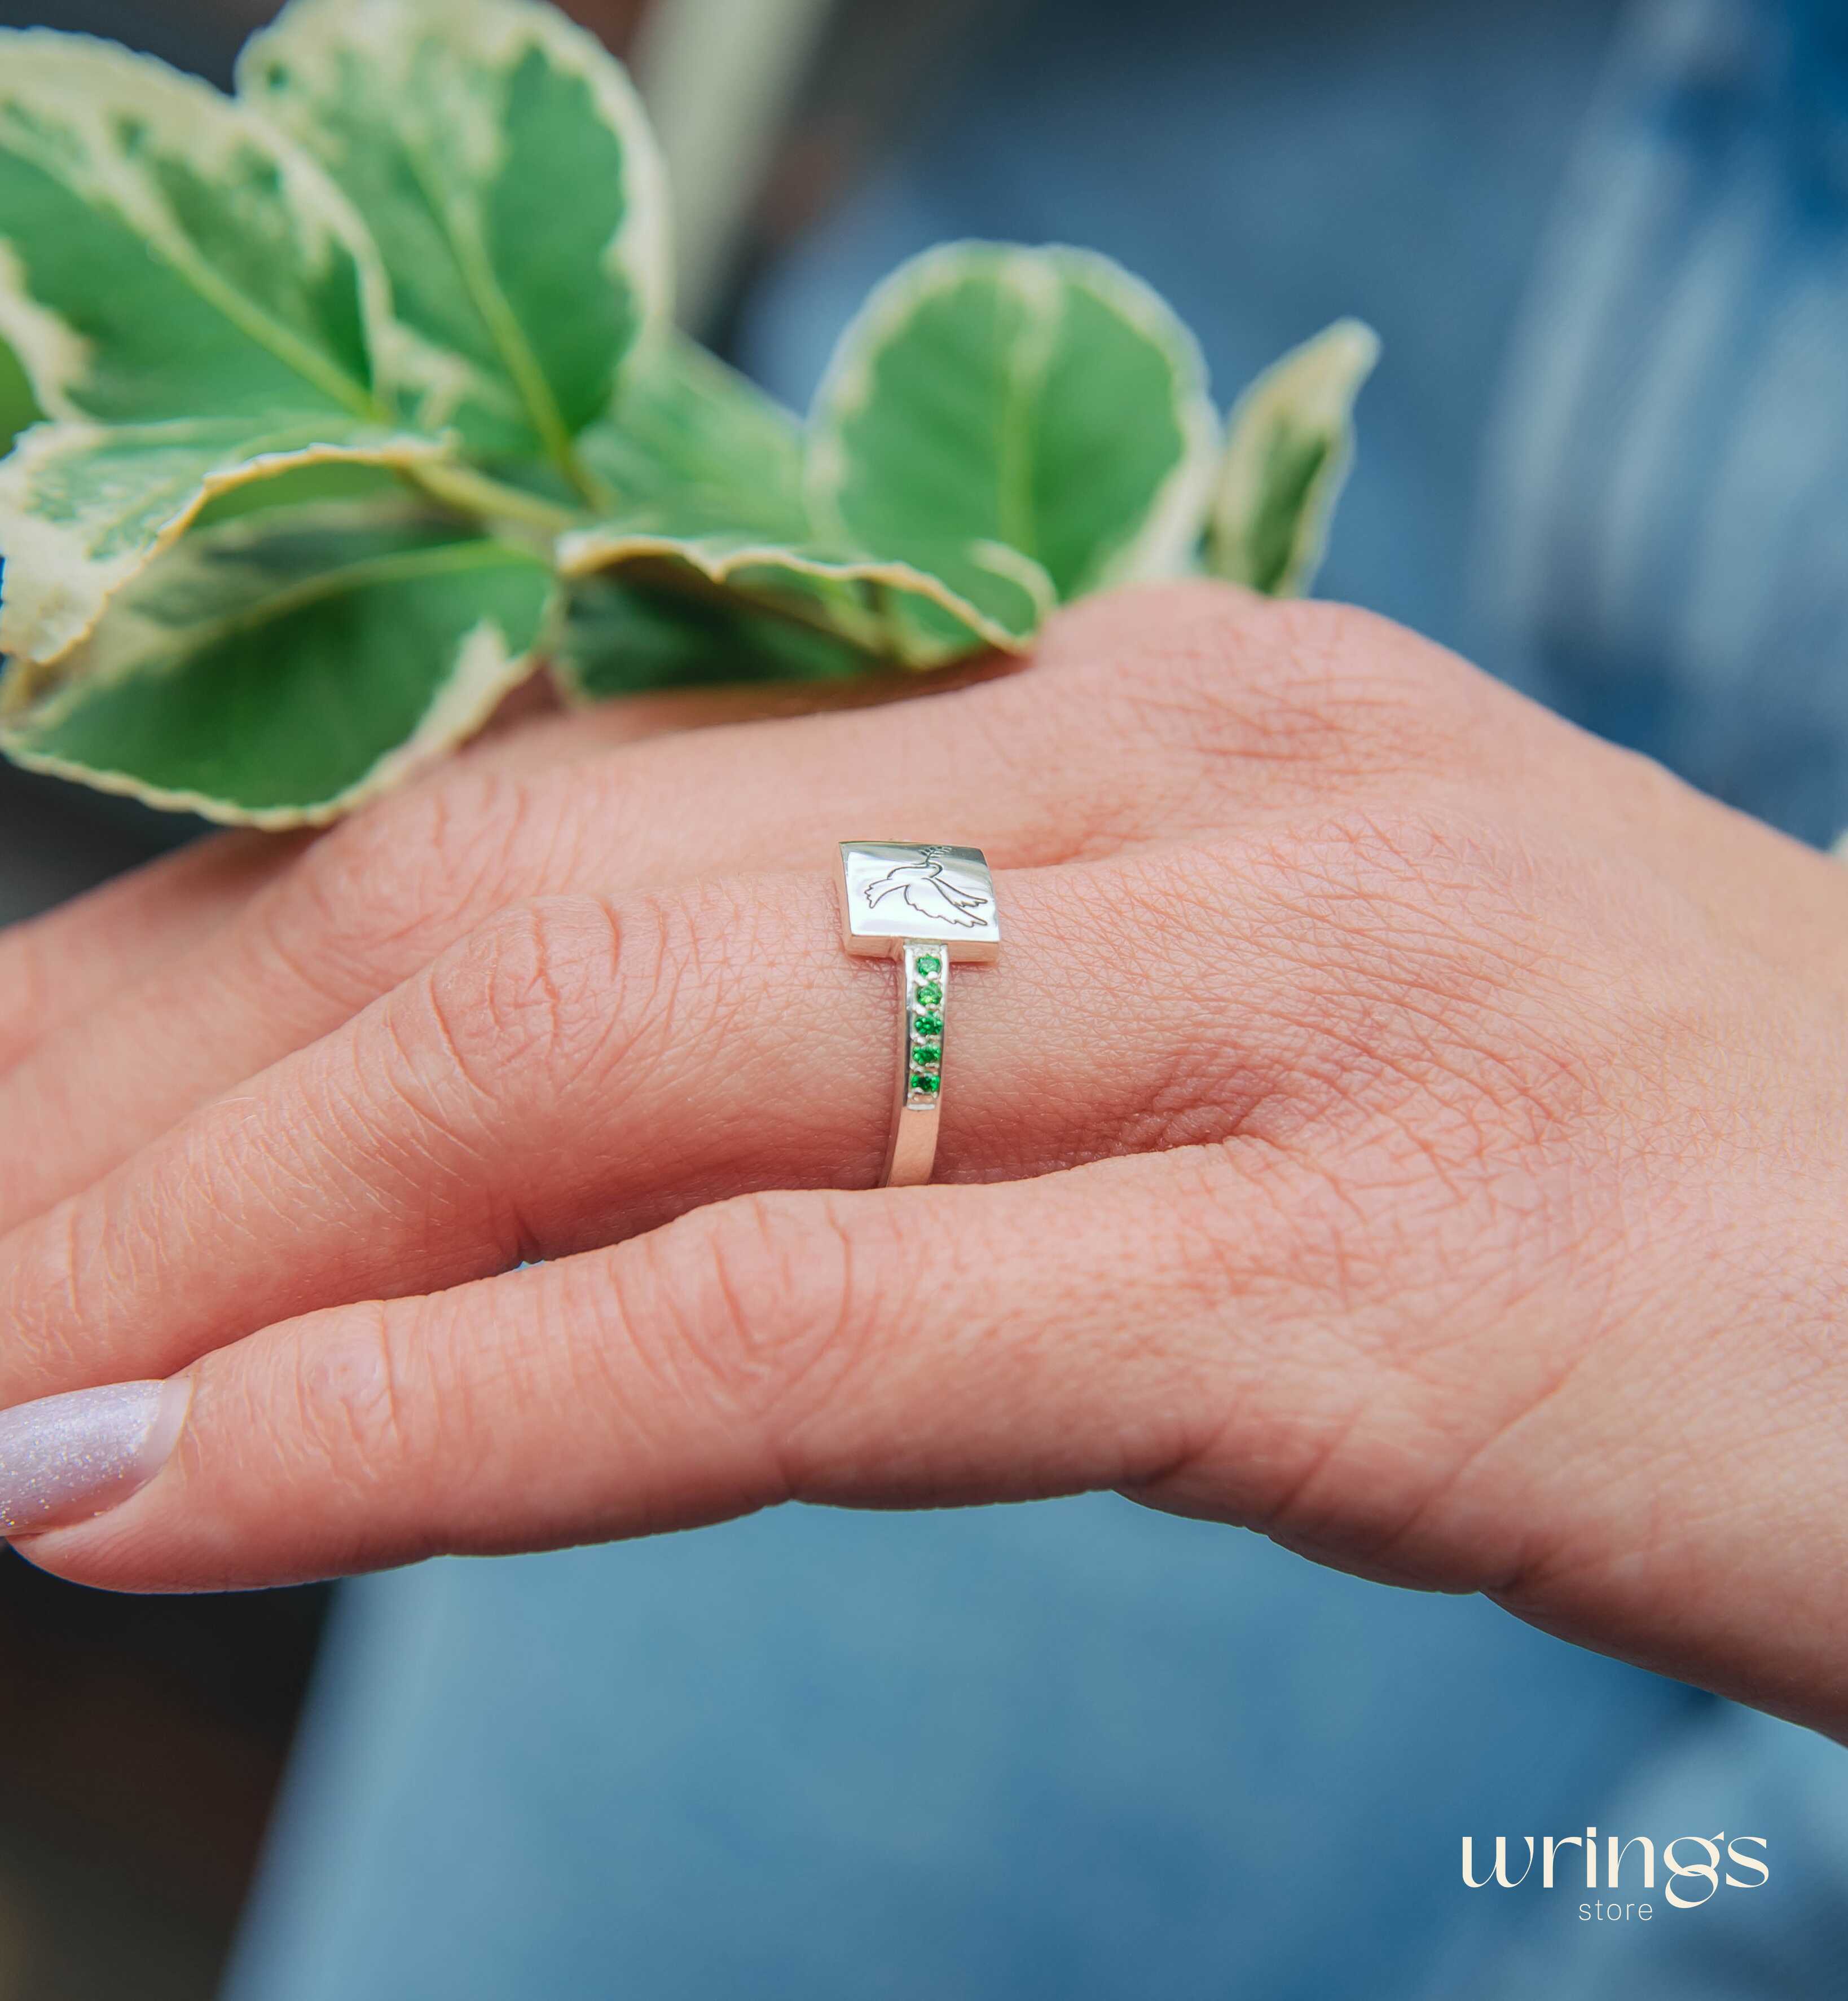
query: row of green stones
910 953 944 1099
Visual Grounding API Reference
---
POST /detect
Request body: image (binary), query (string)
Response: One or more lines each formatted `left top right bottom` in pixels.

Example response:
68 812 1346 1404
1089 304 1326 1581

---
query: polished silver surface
838 843 1000 1187
838 842 1001 958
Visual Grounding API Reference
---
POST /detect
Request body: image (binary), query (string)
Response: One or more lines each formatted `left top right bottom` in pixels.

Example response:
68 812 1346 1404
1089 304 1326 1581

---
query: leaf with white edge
0 34 453 673
1207 318 1379 598
554 574 865 705
578 334 807 540
0 415 451 673
0 29 398 429
809 242 1218 604
188 454 415 530
0 500 555 826
241 0 670 492
557 516 1054 671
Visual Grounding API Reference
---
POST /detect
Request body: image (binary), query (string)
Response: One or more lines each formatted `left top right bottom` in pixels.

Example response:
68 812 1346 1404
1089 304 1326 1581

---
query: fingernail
0 1377 191 1536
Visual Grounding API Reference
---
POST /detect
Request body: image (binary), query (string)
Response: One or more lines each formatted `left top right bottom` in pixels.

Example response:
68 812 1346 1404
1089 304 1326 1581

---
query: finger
0 583 1292 1229
0 831 300 1073
0 852 1297 1408
5 1150 1299 1590
16 1148 1846 1746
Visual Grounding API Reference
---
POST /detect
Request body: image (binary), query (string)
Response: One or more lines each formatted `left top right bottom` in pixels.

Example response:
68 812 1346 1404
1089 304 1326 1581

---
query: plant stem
408 462 582 536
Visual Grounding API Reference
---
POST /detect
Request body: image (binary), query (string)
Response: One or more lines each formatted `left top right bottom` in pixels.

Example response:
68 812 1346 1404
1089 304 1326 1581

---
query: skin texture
3 581 1847 1735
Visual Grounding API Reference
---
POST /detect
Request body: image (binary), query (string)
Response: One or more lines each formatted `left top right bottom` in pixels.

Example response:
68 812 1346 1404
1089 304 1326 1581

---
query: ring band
838 842 1002 1187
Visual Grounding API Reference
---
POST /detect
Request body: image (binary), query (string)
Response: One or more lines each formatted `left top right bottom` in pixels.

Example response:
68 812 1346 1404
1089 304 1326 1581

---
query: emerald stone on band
837 842 1001 1188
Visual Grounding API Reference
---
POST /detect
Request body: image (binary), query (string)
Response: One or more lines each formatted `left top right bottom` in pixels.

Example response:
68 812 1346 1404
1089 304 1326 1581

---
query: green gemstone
914 1012 943 1038
910 1073 941 1095
915 981 943 1006
912 1043 941 1066
916 954 942 975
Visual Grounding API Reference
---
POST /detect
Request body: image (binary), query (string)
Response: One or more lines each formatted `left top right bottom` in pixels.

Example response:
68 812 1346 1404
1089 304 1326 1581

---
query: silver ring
838 842 1002 1187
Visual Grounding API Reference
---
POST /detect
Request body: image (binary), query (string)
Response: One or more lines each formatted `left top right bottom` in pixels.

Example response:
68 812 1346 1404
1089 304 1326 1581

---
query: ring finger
0 841 1316 1410
0 653 1173 1233
0 582 1392 1236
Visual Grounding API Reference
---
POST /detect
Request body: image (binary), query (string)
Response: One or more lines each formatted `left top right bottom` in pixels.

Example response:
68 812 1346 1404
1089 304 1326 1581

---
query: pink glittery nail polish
0 1378 190 1537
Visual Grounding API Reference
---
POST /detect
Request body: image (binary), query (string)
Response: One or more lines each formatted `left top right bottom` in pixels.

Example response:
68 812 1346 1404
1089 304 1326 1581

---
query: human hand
3 583 1847 1736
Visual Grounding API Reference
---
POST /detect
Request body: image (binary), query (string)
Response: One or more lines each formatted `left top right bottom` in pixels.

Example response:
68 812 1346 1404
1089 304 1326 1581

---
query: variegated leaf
553 573 865 704
0 415 449 672
0 29 397 429
578 334 808 540
809 243 1219 604
241 0 670 491
0 30 454 668
0 499 556 826
557 514 1053 673
1207 318 1379 597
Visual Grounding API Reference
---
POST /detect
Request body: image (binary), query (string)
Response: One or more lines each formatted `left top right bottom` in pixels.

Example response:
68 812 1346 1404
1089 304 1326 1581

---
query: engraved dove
863 849 992 929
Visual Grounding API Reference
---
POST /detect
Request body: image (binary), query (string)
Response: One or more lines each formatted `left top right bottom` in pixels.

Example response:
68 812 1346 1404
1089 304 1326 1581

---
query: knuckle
387 876 770 1154
257 769 553 1011
416 893 627 1109
273 1301 416 1505
625 1191 891 1426
1063 584 1495 785
1251 801 1611 1154
1258 801 1548 1002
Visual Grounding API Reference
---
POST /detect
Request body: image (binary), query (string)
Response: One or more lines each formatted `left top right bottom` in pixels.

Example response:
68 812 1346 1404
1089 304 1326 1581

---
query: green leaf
809 242 1218 604
577 334 808 540
0 29 396 429
572 347 1039 677
0 499 555 826
557 516 1053 671
554 574 866 704
0 30 443 669
241 0 669 495
1207 318 1379 598
0 338 37 456
0 415 450 671
189 454 416 530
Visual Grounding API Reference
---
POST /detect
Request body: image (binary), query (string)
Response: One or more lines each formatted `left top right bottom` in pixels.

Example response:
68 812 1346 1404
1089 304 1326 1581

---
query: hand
3 583 1847 1737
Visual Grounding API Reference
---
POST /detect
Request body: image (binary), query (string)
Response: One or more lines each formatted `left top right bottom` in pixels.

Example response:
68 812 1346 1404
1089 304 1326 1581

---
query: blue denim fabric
1473 0 1848 844
227 1512 1711 2000
224 3 1848 1995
